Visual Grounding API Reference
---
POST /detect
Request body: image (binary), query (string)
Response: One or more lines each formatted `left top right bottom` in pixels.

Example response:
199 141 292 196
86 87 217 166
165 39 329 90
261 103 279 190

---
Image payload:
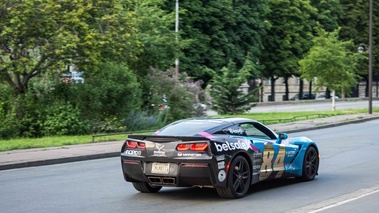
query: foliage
0 102 19 139
162 0 270 85
260 0 318 100
2 108 376 151
129 0 189 77
209 60 258 115
123 110 166 131
40 102 90 136
310 0 341 32
0 61 142 138
338 0 379 77
68 61 142 122
298 29 365 95
146 68 209 123
0 0 138 95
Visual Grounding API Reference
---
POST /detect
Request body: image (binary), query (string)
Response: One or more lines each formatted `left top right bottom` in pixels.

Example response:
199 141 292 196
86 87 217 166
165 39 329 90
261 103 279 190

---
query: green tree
163 0 269 85
146 68 209 123
299 29 364 110
209 60 258 115
129 0 189 77
310 0 341 32
0 0 138 95
68 61 142 123
338 0 379 91
260 0 317 101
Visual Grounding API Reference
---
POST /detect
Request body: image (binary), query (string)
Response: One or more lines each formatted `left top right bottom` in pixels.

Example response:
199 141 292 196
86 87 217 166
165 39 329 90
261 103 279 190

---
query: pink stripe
198 131 215 139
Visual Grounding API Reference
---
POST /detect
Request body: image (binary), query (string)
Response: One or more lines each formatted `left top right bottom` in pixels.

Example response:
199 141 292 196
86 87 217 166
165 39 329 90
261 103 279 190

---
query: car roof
180 117 258 123
155 117 261 136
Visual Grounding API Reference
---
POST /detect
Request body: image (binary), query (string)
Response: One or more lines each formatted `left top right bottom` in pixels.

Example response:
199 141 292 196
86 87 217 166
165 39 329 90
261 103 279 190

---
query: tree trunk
284 77 289 101
331 90 336 111
270 77 276 102
299 79 304 100
309 80 312 98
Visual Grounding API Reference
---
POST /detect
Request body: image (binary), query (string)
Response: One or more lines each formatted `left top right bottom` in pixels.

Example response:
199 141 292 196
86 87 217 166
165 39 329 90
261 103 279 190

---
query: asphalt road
1 119 378 213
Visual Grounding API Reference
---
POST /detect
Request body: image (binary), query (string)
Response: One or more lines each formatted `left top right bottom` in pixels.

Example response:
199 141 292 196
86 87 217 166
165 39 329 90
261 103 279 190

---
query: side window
240 123 271 139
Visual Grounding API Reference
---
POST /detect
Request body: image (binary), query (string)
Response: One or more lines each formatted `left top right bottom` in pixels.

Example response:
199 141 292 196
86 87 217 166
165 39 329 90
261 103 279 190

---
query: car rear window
156 120 226 136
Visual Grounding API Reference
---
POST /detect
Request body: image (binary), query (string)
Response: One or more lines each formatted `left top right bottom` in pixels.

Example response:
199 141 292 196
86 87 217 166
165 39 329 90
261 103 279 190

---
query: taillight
126 140 146 150
191 143 208 151
177 144 190 151
176 142 208 151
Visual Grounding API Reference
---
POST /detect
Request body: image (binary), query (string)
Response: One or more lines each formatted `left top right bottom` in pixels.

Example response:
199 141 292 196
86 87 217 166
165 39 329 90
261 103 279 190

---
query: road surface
1 119 379 213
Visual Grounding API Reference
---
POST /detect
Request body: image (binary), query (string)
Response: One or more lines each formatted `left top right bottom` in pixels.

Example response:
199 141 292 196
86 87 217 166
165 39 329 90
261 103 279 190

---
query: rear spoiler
127 135 209 143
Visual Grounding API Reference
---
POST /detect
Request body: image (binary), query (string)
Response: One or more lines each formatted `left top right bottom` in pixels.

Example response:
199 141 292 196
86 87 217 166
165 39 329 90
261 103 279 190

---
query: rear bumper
121 157 223 187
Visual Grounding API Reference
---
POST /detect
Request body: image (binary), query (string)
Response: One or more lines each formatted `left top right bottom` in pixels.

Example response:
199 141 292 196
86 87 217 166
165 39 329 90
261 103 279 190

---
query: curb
0 152 119 171
283 116 379 134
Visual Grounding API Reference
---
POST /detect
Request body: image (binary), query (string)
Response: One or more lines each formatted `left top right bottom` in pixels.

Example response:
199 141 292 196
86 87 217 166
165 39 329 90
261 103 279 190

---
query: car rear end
121 135 220 187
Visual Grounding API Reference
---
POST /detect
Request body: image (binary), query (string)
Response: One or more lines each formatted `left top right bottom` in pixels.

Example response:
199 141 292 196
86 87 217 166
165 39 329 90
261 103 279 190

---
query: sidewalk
1 113 378 171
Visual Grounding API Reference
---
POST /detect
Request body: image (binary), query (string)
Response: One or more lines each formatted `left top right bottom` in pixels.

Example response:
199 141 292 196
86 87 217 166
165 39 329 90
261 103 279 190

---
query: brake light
191 143 208 151
126 140 146 150
126 141 137 148
177 144 190 151
176 142 208 151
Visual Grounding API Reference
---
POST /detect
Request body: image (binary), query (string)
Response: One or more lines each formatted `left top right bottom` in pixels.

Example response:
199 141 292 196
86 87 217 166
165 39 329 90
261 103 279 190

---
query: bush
0 102 20 139
69 62 142 121
40 103 90 136
145 68 210 123
123 110 166 131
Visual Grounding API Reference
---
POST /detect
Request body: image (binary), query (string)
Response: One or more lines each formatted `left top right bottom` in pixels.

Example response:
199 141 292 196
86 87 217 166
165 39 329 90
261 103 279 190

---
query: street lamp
357 0 373 114
368 0 373 114
175 0 179 77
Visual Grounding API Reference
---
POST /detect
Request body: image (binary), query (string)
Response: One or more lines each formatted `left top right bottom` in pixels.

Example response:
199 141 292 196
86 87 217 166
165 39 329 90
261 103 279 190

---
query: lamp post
175 0 179 77
368 0 373 114
358 0 373 114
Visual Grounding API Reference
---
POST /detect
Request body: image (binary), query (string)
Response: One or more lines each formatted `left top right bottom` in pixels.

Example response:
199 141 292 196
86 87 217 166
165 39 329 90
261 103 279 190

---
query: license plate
151 162 170 174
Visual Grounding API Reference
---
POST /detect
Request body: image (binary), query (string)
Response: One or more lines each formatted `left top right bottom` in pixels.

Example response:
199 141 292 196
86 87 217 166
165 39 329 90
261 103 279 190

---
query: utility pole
368 0 373 114
175 0 179 77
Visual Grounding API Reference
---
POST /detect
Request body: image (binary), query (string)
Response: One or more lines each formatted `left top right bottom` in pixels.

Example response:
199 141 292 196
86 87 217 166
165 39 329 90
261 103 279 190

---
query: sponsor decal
217 161 225 169
125 150 142 156
227 127 244 135
218 170 226 182
253 165 261 170
152 144 166 157
177 152 202 157
216 154 225 161
214 140 249 152
286 150 297 158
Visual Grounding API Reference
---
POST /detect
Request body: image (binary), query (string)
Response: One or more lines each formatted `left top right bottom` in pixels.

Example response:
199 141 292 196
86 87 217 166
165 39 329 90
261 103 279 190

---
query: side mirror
276 133 288 144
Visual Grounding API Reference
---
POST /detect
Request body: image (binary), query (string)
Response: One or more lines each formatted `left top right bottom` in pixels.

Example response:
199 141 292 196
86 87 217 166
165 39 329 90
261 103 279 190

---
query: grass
0 108 377 152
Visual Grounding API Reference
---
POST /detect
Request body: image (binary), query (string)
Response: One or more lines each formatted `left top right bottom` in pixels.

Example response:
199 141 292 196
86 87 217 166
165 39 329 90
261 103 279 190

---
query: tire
301 146 319 181
132 182 162 193
216 156 251 199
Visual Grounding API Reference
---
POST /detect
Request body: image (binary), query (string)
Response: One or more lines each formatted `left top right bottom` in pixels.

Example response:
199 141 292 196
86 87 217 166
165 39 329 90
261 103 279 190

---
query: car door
238 122 298 181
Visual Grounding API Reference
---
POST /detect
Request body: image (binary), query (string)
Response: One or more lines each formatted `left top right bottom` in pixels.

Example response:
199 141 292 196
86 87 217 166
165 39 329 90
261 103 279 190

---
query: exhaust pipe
148 176 176 185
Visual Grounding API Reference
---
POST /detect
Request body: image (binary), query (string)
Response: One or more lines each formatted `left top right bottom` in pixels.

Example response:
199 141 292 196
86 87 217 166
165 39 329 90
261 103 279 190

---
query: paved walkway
1 113 378 171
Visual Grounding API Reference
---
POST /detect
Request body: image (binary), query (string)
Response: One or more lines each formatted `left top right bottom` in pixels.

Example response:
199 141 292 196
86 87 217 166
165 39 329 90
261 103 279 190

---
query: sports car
120 117 320 199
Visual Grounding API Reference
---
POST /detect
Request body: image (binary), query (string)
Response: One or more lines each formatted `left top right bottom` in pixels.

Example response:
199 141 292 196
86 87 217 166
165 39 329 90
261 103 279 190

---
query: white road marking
285 185 379 213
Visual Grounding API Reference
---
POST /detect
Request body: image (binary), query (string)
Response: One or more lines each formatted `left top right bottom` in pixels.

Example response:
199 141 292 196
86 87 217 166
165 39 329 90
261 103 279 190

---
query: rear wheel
132 182 162 193
217 156 251 199
301 146 319 181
